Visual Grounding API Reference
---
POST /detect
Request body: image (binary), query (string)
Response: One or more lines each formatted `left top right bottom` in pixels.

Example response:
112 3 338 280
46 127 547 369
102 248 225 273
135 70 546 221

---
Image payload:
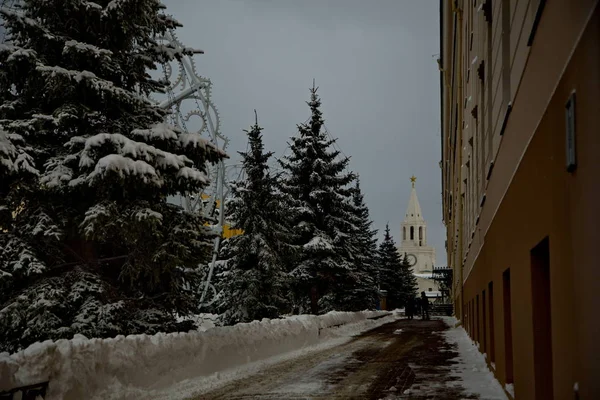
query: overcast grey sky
170 0 445 264
162 0 444 264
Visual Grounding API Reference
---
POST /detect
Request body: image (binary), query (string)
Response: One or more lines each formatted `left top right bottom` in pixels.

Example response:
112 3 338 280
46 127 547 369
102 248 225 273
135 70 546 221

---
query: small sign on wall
565 92 577 173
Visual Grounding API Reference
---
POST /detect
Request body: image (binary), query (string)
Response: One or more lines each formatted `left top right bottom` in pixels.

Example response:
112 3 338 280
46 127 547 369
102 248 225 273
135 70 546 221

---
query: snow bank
0 310 393 400
175 313 218 332
439 316 508 399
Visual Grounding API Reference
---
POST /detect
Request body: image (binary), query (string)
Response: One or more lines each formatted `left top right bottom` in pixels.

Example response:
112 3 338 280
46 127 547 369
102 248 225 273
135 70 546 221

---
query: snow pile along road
0 310 398 400
440 317 508 399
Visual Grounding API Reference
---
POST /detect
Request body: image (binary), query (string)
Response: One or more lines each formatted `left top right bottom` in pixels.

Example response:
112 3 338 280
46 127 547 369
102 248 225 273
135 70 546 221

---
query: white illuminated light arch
153 28 230 309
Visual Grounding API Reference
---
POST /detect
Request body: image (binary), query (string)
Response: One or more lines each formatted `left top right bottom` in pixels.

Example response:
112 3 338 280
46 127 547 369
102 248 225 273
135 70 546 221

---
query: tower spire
404 178 424 224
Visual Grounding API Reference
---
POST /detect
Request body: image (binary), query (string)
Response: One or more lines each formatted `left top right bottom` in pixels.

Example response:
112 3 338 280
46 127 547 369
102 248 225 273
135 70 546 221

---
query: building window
403 227 406 241
419 226 423 240
410 226 414 240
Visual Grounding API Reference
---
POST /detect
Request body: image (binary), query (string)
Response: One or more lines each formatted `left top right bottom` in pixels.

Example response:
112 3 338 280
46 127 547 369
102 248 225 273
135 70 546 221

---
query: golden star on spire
410 175 417 188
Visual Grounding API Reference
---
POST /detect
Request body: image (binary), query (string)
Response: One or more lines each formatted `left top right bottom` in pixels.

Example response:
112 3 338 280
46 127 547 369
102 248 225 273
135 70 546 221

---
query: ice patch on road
275 353 351 395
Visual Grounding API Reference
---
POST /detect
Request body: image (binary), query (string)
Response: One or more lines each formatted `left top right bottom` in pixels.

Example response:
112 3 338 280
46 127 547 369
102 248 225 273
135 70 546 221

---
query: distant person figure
414 296 421 318
405 297 414 320
421 291 430 320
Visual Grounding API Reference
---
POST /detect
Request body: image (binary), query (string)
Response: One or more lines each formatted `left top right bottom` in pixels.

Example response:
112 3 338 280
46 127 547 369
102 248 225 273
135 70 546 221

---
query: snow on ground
142 311 401 400
0 310 399 400
439 316 508 400
175 313 219 331
505 383 515 397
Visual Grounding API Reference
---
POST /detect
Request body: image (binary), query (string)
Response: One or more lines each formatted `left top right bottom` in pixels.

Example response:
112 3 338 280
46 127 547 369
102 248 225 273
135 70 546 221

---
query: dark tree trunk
310 285 319 314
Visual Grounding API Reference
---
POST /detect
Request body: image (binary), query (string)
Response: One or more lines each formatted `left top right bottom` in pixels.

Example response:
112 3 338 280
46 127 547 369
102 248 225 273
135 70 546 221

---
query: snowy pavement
185 317 508 400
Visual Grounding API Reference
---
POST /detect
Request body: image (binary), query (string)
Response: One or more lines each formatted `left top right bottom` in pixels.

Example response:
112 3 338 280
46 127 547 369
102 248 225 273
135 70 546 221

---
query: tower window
419 227 423 240
403 227 406 241
410 226 414 240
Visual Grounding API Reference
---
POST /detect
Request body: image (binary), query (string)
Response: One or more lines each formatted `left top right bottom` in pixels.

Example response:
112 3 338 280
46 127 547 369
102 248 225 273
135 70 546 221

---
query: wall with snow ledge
0 310 391 400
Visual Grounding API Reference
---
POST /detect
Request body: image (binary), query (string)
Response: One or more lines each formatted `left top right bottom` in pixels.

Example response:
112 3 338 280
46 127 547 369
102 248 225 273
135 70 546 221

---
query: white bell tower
398 176 439 297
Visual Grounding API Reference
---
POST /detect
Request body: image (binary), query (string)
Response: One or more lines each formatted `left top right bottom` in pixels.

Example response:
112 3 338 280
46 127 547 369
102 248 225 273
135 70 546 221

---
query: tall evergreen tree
378 224 413 310
215 112 291 325
340 177 379 311
278 85 356 314
0 0 225 352
399 253 419 305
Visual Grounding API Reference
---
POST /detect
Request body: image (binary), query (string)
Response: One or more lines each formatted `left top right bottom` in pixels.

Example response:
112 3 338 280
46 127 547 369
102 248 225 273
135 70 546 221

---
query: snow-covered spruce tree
278 85 356 314
214 112 292 325
339 177 380 311
400 253 418 305
0 1 224 353
377 224 409 310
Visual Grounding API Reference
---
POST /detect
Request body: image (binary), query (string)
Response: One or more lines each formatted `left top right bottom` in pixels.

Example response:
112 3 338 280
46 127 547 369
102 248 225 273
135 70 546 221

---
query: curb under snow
0 310 398 400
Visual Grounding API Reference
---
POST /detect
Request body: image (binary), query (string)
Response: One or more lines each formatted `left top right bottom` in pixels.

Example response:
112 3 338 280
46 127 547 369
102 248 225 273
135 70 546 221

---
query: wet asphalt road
193 318 477 400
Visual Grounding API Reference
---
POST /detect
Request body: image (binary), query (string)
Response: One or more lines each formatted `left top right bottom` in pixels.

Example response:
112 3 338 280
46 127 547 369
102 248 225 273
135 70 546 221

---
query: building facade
440 0 599 399
398 177 439 297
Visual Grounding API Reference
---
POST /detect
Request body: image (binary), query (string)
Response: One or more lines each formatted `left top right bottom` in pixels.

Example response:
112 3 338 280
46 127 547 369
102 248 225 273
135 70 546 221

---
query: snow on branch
179 132 228 159
75 132 191 171
63 40 113 59
41 162 73 188
104 0 129 12
5 47 37 63
152 43 189 62
13 149 38 176
134 208 163 223
304 235 334 252
0 234 46 281
176 167 208 185
29 210 62 240
178 132 209 150
88 154 162 185
131 123 178 141
82 1 103 11
0 129 16 172
0 8 57 41
35 64 149 106
80 202 113 238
